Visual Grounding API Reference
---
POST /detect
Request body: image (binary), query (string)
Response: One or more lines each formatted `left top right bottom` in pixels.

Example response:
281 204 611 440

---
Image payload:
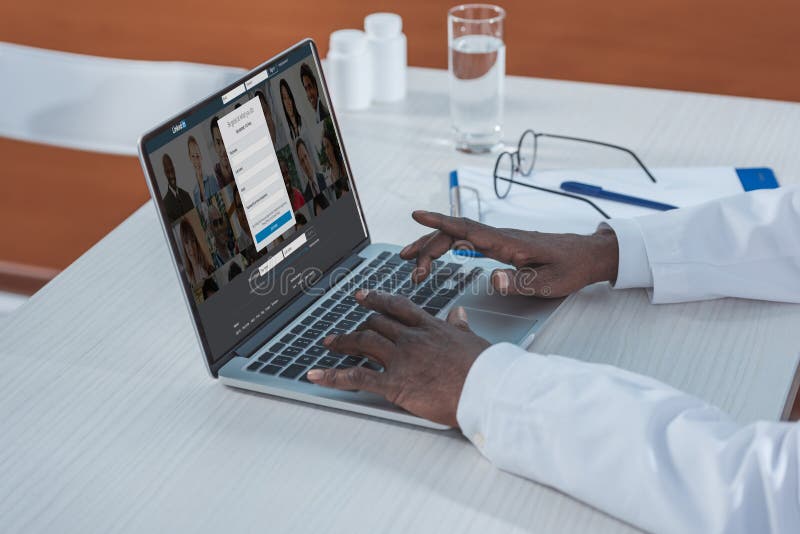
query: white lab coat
457 186 800 534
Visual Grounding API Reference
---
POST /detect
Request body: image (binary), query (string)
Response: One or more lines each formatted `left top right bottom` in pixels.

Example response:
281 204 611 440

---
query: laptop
138 39 564 429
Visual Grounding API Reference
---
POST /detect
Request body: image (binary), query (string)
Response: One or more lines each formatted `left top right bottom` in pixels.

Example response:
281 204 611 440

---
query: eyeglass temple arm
496 176 611 219
537 133 657 183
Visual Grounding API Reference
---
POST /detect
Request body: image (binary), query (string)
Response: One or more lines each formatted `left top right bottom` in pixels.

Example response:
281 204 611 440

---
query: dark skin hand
308 212 621 426
308 290 490 427
400 211 619 297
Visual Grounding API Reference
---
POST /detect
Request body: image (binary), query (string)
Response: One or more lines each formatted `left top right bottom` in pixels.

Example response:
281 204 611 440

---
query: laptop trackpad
461 306 535 345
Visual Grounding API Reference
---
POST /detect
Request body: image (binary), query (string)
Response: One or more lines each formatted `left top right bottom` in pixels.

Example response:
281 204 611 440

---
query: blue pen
560 181 678 211
449 170 484 258
449 170 461 217
452 249 484 258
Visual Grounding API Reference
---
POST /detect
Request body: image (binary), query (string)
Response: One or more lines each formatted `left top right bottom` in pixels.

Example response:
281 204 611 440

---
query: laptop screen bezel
137 39 371 376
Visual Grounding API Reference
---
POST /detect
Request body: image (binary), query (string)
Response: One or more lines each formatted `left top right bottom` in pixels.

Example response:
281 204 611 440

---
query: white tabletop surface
3 67 800 533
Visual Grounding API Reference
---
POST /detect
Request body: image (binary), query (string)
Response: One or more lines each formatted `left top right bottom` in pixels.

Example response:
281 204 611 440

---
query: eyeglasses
493 130 657 219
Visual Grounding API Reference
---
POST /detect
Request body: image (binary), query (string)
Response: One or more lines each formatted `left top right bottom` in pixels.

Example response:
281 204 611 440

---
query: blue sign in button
255 210 293 243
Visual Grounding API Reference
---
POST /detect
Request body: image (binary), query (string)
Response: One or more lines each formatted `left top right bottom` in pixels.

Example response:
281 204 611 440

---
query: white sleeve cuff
601 219 654 289
456 342 542 450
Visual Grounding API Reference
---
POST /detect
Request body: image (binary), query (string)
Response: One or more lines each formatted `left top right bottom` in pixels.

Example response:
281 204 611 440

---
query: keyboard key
362 279 382 290
385 256 403 266
377 251 391 260
437 287 460 300
323 312 342 322
296 355 317 365
318 356 340 367
415 286 434 298
420 281 438 294
336 363 354 369
346 310 365 321
343 355 363 366
280 364 307 379
327 327 347 336
427 296 450 309
341 296 357 307
301 328 323 340
436 264 458 275
259 364 282 375
313 320 333 330
291 325 305 335
321 298 336 308
423 307 440 316
282 346 301 357
271 355 293 366
269 342 285 352
332 304 351 314
246 361 262 371
397 283 414 296
337 319 357 330
300 316 315 326
292 337 311 348
306 345 326 356
280 333 294 344
332 291 346 299
330 269 348 288
311 307 325 317
258 352 276 363
377 280 394 292
411 294 428 305
434 272 456 286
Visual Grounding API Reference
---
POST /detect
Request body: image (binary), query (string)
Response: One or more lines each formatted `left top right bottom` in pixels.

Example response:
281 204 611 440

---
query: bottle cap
329 29 368 55
364 13 402 39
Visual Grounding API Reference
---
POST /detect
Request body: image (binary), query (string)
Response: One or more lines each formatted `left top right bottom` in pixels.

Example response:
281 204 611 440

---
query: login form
218 97 295 251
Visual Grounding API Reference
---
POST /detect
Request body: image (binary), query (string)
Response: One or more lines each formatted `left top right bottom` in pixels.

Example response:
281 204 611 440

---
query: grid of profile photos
152 59 351 306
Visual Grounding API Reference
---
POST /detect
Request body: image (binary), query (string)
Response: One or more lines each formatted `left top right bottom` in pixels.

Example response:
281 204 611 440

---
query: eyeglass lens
517 130 537 176
493 151 515 198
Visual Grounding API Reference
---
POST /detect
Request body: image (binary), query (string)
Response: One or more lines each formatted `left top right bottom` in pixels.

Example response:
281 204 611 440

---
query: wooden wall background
1 0 799 292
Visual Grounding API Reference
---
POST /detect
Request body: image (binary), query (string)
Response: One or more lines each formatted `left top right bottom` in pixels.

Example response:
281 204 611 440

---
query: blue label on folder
736 167 779 191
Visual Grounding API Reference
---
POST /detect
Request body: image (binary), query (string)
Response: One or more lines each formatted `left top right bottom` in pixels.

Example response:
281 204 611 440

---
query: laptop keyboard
243 251 483 382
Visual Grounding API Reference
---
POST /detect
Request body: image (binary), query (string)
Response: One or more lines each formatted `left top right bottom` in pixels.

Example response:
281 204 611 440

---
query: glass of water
448 4 506 153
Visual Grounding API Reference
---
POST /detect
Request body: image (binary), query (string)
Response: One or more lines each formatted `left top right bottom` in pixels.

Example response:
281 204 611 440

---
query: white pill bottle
364 13 407 102
326 30 372 111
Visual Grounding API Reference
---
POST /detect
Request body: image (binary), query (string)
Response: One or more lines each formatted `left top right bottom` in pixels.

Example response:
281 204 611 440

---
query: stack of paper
457 165 777 234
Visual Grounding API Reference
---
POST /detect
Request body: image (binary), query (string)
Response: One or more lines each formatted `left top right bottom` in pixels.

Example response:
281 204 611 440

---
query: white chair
0 43 246 308
0 42 245 155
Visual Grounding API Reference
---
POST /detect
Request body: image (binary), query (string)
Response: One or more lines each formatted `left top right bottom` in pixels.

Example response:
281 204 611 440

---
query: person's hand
400 211 619 298
307 290 490 427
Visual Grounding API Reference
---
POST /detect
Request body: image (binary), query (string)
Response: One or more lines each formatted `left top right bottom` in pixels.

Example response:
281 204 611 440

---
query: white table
2 67 800 533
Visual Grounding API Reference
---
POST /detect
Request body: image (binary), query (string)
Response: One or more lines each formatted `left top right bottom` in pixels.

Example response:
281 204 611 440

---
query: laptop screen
140 41 367 364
